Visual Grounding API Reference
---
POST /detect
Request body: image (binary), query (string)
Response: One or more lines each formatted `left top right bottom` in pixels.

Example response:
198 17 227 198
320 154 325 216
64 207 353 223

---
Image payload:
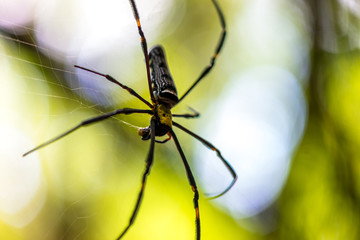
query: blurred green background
0 0 359 239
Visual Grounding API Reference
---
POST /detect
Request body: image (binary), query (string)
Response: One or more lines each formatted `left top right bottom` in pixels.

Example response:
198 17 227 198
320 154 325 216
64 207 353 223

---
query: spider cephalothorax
138 104 173 140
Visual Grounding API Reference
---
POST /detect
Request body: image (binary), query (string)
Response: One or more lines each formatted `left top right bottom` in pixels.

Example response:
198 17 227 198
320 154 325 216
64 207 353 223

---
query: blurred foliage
1 0 360 239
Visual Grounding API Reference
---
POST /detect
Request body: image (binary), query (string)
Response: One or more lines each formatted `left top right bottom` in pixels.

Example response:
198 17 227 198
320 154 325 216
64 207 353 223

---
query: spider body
138 46 176 141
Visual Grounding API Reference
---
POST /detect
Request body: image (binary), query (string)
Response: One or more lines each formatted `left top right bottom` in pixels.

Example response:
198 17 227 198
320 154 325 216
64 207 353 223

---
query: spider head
138 104 172 141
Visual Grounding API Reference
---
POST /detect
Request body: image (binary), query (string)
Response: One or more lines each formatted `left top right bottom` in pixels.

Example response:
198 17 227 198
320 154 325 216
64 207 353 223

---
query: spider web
0 0 188 239
0 18 146 128
0 16 146 240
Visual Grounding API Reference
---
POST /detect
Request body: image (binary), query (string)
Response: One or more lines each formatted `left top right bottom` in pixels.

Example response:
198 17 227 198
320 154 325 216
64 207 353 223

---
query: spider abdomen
149 45 178 108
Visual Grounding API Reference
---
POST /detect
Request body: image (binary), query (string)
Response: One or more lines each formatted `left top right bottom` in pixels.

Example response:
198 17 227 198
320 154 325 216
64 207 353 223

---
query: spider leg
116 118 156 240
172 121 237 199
74 65 153 109
178 0 227 104
172 107 200 119
23 108 152 157
170 130 200 240
128 0 156 104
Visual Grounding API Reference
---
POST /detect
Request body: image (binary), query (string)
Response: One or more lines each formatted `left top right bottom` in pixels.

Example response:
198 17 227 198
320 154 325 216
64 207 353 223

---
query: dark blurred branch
306 0 360 237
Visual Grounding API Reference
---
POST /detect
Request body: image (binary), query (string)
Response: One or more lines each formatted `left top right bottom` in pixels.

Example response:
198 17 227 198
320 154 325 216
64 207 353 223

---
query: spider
23 0 237 239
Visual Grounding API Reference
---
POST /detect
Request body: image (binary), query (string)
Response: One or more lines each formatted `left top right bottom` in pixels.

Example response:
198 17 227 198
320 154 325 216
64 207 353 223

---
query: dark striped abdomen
149 45 178 108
